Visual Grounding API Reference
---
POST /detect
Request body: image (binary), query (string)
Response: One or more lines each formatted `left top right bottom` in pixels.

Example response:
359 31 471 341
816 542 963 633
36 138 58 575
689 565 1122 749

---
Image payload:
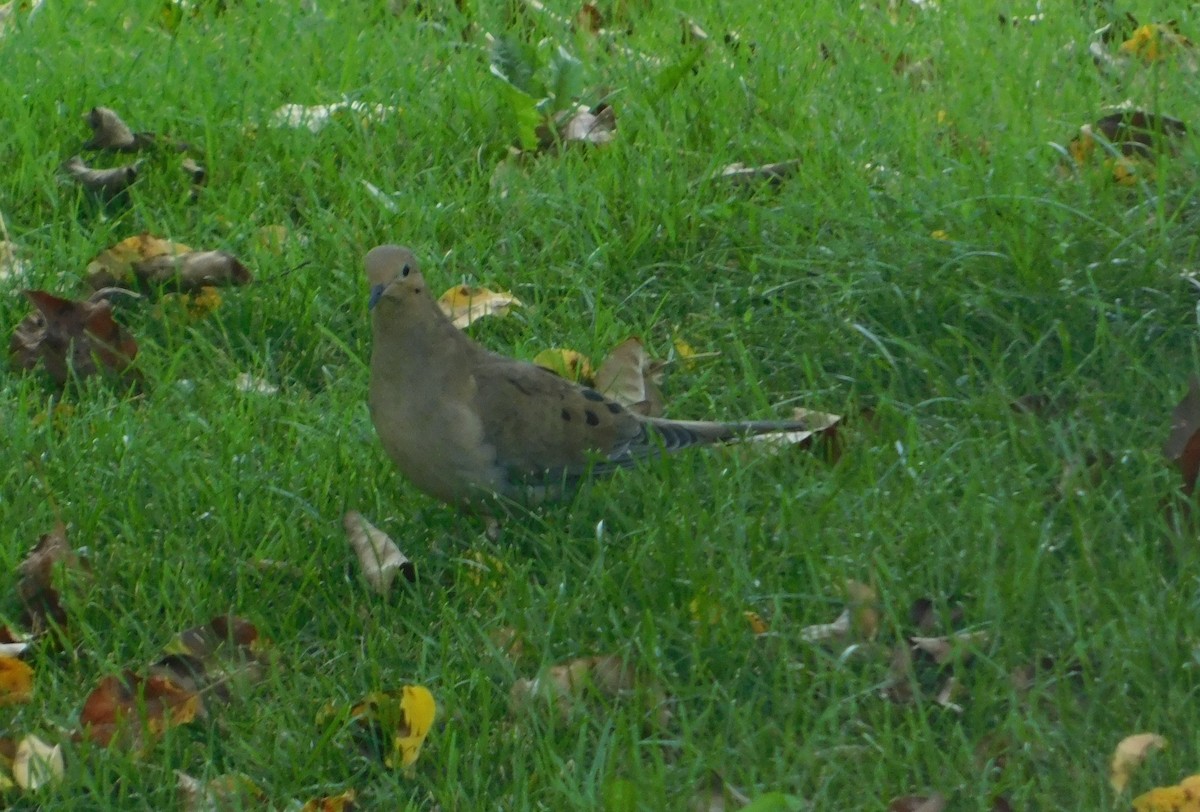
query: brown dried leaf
62 155 138 197
0 657 33 706
343 511 415 595
176 771 267 811
86 233 193 288
9 290 139 386
79 671 200 750
1069 110 1187 165
1165 377 1200 495
153 615 268 702
131 251 252 292
594 337 665 416
511 654 667 725
910 630 988 665
16 522 86 633
573 2 602 34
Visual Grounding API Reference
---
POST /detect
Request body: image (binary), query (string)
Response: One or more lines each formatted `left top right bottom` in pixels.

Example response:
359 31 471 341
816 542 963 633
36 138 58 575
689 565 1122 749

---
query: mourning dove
365 244 811 508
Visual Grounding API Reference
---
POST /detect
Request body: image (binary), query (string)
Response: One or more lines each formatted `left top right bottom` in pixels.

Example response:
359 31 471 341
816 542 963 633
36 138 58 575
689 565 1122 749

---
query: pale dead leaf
594 337 665 416
234 373 278 395
933 676 963 713
1112 733 1167 793
800 608 850 642
270 100 397 133
910 631 988 665
343 511 414 594
715 159 802 186
888 794 948 812
12 735 63 790
742 407 842 451
438 284 523 328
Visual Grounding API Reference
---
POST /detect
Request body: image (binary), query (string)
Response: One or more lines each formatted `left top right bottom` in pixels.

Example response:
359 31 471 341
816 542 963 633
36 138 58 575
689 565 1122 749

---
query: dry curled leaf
511 654 669 726
131 251 252 292
1112 733 1168 793
437 284 523 328
9 289 139 386
154 615 268 702
86 233 192 288
594 337 665 416
61 155 138 198
82 106 153 151
1068 110 1187 167
176 771 266 811
300 789 359 812
344 511 415 595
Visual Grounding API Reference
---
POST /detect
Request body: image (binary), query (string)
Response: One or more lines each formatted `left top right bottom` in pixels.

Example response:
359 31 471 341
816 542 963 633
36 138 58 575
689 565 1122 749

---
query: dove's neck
370 297 471 382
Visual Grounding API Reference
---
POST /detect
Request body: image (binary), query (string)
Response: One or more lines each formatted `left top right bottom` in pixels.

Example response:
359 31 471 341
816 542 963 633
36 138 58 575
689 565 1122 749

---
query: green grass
3 0 1200 808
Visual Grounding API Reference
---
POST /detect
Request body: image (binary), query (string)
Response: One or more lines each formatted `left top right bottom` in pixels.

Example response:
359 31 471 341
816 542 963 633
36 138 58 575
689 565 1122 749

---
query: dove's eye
401 264 411 277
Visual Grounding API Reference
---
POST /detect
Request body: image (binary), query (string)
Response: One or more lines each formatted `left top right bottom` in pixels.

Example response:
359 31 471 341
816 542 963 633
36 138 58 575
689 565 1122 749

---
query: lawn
2 0 1200 809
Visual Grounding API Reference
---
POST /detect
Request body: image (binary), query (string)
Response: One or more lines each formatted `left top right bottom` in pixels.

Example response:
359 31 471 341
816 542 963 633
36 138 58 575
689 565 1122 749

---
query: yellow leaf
437 284 522 329
86 233 192 288
1120 23 1193 62
744 611 769 635
533 348 595 383
1112 733 1168 793
0 657 33 706
300 788 358 811
1133 775 1200 812
394 685 437 768
930 229 950 241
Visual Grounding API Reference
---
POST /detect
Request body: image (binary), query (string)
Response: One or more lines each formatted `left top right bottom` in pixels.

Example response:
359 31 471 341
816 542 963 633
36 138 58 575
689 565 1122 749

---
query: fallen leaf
154 615 268 701
324 686 437 768
234 373 278 395
437 284 523 328
1120 23 1194 62
744 611 769 635
176 771 267 811
594 337 665 416
846 579 879 639
16 521 86 634
300 789 359 811
572 2 602 35
1068 110 1187 165
0 239 30 282
82 106 153 151
79 671 200 750
86 233 193 288
537 103 617 150
910 630 988 665
1133 774 1200 812
270 99 397 133
127 251 252 292
741 407 843 453
888 794 948 812
0 626 30 657
0 657 33 706
511 654 669 725
533 348 595 382
11 735 63 791
799 608 849 642
1165 377 1200 495
1112 733 1168 793
10 290 139 386
714 159 802 186
343 511 415 594
61 155 138 198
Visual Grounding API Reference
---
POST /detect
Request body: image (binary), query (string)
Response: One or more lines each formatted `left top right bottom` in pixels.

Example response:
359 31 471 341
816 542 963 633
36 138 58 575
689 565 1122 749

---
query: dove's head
365 245 426 310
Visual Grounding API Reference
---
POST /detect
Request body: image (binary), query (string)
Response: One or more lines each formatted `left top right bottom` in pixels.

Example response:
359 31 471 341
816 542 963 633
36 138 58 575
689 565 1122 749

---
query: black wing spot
606 401 622 414
581 388 605 402
561 408 572 421
585 410 600 426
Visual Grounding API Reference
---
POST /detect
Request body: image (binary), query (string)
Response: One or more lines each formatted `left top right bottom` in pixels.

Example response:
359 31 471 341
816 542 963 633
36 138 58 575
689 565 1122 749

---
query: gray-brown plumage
365 244 808 507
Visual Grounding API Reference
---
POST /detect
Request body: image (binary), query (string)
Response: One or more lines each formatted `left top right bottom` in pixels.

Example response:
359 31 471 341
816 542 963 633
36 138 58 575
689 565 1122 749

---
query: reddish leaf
10 290 138 386
1165 377 1200 495
16 522 85 635
79 671 200 749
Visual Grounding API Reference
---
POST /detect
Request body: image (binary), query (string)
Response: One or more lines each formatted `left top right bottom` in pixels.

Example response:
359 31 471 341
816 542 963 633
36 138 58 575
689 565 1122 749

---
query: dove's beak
368 284 385 309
